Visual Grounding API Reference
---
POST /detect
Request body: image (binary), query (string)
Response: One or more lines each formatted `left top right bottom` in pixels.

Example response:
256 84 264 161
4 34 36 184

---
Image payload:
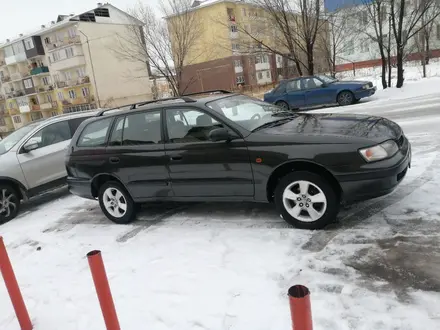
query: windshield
316 75 337 84
206 95 296 131
0 122 40 155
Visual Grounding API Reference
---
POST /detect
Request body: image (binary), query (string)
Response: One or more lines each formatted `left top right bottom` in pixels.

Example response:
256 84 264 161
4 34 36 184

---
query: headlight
359 140 399 162
362 84 369 89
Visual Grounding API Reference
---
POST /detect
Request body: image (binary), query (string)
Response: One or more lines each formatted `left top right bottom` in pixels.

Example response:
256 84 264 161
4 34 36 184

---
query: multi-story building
328 0 440 71
0 3 152 133
168 0 328 94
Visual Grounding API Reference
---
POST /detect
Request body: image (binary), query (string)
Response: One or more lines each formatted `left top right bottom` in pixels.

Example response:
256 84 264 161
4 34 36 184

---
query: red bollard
0 236 33 330
288 284 313 330
87 250 120 330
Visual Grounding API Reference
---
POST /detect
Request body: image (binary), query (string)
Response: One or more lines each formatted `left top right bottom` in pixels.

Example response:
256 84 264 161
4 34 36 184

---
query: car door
303 77 334 106
164 107 254 198
17 120 71 189
285 79 306 108
105 110 172 200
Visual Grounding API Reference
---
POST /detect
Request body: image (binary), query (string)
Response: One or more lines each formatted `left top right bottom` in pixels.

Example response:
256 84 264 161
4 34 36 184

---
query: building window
234 59 242 67
266 71 271 78
57 92 64 100
47 94 53 103
231 25 238 33
242 8 246 16
51 52 60 62
361 41 369 53
236 76 244 84
77 67 86 78
4 46 14 58
44 37 51 44
232 43 240 51
42 77 50 85
56 32 64 42
23 79 33 89
51 111 58 117
13 116 22 124
9 102 14 109
68 90 76 99
81 87 89 97
0 118 5 126
65 47 74 58
24 38 35 50
68 28 77 38
64 71 72 81
31 112 43 121
258 72 263 79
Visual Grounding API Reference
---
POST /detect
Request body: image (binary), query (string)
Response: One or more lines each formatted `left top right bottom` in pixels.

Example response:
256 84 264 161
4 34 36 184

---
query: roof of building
166 0 250 19
0 3 141 49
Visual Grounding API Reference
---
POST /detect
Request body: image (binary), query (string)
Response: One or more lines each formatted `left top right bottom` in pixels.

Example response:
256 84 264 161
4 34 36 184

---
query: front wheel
0 184 20 224
275 101 289 110
98 181 136 224
274 171 339 230
337 91 354 106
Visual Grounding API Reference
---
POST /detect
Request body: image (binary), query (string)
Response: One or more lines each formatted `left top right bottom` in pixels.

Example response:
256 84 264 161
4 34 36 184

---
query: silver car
0 111 96 224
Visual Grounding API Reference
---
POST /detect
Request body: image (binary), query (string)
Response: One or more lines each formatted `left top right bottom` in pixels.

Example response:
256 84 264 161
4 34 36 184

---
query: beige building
0 3 152 134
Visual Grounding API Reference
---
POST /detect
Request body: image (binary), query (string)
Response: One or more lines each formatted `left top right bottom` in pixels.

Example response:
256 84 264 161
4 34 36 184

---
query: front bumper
338 139 411 203
67 177 95 200
355 86 376 99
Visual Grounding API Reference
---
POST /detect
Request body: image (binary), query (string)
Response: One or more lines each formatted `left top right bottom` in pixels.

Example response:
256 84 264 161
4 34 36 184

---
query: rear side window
68 116 93 136
77 118 113 147
122 111 162 145
273 83 286 95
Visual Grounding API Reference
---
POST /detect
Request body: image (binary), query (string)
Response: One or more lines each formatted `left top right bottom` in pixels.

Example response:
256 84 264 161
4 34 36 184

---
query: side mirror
321 83 328 88
22 140 39 153
209 127 231 142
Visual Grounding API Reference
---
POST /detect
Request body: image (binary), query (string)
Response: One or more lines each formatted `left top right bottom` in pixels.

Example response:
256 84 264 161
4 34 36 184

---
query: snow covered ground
1 77 440 329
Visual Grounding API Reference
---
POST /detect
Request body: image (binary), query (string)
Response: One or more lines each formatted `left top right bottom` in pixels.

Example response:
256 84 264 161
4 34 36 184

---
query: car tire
98 181 136 224
274 171 339 230
0 184 20 225
276 101 289 110
337 91 354 106
353 98 360 104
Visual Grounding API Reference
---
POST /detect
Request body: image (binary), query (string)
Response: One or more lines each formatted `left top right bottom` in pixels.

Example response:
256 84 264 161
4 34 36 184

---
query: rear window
77 118 113 147
68 116 93 135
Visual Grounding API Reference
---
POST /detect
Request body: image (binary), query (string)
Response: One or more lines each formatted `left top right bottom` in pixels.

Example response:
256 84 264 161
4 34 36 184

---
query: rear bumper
67 177 95 200
355 86 376 99
338 140 411 203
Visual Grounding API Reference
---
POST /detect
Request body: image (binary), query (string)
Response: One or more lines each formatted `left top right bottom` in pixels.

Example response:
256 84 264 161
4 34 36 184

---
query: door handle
170 155 182 161
109 157 120 164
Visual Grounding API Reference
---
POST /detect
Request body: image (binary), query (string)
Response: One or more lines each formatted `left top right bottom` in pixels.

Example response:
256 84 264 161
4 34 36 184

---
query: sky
0 0 161 42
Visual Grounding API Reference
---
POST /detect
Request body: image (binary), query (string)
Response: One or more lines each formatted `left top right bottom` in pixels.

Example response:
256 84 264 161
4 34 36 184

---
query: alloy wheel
102 187 127 218
282 180 327 222
0 188 18 218
339 92 353 106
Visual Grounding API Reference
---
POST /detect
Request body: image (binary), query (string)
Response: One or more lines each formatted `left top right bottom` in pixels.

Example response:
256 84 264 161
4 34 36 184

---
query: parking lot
1 79 440 329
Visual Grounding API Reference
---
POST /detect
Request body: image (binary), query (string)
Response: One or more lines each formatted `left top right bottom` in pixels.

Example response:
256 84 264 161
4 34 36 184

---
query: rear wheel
276 101 289 110
337 91 354 106
98 181 136 224
274 171 339 230
0 184 20 224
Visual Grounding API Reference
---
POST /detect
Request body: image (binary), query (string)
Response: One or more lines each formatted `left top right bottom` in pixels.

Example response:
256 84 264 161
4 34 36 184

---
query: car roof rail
182 90 232 97
95 96 197 117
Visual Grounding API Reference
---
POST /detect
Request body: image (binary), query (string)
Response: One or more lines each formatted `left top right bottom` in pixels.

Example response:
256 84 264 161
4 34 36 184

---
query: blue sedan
263 75 377 110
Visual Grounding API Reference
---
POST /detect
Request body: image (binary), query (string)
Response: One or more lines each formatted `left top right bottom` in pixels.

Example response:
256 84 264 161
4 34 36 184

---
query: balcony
40 101 58 110
10 72 29 81
50 55 86 72
36 85 55 93
1 76 11 83
230 32 239 39
30 66 49 75
46 36 82 51
31 104 40 111
12 90 25 98
56 76 90 89
62 95 95 106
5 53 27 65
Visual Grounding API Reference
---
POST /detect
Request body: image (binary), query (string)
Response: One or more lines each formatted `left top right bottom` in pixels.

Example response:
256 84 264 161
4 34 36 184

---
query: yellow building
0 3 152 133
166 0 328 93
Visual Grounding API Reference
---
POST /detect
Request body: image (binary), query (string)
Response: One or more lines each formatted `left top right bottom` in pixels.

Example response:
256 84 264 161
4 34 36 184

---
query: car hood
260 113 402 142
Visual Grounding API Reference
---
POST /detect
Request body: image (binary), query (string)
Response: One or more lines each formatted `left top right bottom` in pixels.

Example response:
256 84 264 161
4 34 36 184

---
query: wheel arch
0 176 27 200
266 160 342 202
91 173 131 198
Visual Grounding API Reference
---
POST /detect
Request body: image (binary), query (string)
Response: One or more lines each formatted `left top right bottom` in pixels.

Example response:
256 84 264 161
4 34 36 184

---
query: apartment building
169 0 328 94
330 0 440 71
0 3 152 134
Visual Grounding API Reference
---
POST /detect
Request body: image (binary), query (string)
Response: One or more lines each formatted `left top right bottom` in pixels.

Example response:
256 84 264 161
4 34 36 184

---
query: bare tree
390 0 440 87
113 0 203 96
362 0 390 89
319 7 356 77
